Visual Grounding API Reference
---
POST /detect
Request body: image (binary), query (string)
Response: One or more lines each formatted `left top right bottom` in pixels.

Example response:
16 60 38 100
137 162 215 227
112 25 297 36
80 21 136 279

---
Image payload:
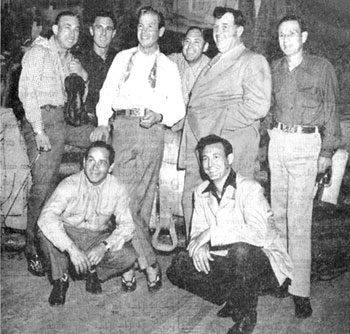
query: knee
228 242 252 264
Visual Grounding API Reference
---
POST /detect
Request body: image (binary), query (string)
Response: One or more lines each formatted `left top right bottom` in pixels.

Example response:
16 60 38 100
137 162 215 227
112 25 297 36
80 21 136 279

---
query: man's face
90 16 116 49
213 13 242 53
137 12 164 51
201 143 232 182
182 29 208 64
278 20 307 57
83 147 113 185
53 15 80 51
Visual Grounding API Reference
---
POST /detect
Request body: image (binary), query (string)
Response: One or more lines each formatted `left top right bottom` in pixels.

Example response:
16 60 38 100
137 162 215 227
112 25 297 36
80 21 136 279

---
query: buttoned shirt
191 169 293 285
270 54 341 158
96 46 185 127
19 36 73 133
38 171 135 253
168 53 210 106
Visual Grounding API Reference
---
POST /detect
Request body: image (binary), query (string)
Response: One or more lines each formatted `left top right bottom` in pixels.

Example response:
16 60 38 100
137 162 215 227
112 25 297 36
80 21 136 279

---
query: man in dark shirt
79 11 117 125
267 14 341 318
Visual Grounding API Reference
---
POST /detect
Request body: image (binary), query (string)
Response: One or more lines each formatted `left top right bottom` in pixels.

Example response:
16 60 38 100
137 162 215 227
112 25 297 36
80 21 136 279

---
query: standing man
90 6 185 292
38 141 137 306
19 11 94 276
179 7 271 237
268 15 341 318
168 26 210 106
79 11 117 125
167 135 292 334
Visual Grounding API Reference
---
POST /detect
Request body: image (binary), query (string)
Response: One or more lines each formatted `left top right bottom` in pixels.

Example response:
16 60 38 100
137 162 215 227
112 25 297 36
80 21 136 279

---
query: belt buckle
283 124 294 133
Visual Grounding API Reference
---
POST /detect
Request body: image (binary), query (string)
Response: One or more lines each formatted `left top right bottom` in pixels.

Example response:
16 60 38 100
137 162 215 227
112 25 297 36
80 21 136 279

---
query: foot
227 311 257 334
27 253 45 277
293 296 313 319
121 268 137 292
86 271 102 294
146 262 162 293
273 278 290 298
49 274 69 306
217 301 241 321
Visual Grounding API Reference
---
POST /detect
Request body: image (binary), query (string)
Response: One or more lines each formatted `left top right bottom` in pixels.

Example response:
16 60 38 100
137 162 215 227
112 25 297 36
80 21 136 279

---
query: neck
286 51 303 71
139 44 158 56
187 55 204 68
93 44 109 60
213 170 230 195
54 36 69 54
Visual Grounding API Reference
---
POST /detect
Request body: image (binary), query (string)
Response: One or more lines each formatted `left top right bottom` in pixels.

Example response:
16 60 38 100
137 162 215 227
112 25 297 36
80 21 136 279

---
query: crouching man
38 141 138 306
167 135 293 334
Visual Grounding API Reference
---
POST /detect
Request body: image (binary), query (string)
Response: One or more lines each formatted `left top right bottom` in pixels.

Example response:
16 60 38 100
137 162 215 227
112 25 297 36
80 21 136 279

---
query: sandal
121 275 137 292
146 263 162 293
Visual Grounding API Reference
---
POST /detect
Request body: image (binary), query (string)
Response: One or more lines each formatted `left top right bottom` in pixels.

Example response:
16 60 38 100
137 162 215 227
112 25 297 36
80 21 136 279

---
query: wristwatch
102 240 111 252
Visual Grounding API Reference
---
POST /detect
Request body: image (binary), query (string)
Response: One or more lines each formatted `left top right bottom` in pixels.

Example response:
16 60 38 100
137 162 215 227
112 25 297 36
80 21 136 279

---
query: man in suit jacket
179 7 271 239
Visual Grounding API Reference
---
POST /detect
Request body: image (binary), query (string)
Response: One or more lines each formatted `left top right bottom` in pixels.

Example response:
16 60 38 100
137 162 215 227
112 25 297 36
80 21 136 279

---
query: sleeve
320 61 341 158
224 54 272 129
18 47 46 133
190 188 210 241
37 181 76 252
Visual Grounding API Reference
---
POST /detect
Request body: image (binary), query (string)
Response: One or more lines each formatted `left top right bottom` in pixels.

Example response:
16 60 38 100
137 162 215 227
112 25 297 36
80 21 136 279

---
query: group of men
18 5 341 334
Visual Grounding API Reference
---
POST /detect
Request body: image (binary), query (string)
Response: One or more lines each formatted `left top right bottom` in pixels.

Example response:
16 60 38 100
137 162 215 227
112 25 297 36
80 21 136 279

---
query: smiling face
213 12 243 53
278 20 307 58
182 29 208 64
83 147 113 185
201 143 233 182
137 12 164 53
90 16 116 50
52 15 80 51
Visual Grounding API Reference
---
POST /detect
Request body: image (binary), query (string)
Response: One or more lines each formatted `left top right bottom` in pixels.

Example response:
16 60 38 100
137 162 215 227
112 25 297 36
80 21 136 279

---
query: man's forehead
185 29 204 40
203 142 225 154
214 12 235 25
88 147 110 160
139 12 159 24
279 20 301 32
58 15 79 27
94 16 114 27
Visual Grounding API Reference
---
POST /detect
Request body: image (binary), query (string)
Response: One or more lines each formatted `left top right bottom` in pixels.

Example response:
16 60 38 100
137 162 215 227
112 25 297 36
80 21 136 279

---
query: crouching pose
38 141 138 306
167 135 293 334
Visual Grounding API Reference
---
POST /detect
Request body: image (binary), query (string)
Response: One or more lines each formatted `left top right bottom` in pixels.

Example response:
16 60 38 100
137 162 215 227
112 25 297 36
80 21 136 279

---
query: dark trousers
39 226 138 282
22 106 94 255
166 242 279 315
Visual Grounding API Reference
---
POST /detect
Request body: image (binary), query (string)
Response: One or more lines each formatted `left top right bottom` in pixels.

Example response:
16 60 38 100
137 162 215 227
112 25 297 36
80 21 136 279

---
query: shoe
217 301 241 322
147 262 162 293
49 275 69 306
27 254 45 277
293 296 313 319
121 275 137 292
274 278 290 298
86 271 102 294
227 311 257 334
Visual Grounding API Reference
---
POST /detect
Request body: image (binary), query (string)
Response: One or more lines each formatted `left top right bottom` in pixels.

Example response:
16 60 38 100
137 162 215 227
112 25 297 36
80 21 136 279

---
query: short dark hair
184 26 207 42
91 10 116 28
277 14 307 33
84 141 115 165
137 6 165 29
54 10 79 26
213 7 245 27
196 134 233 159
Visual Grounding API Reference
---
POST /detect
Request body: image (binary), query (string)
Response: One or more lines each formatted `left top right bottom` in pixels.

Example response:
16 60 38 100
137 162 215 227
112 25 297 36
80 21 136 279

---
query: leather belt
276 122 319 134
41 104 61 111
112 108 145 119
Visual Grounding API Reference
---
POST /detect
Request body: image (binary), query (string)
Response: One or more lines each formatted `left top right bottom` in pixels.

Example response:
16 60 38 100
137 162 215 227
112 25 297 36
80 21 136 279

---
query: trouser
22 106 94 256
167 243 278 315
181 126 260 241
111 117 164 270
39 226 138 281
268 128 321 297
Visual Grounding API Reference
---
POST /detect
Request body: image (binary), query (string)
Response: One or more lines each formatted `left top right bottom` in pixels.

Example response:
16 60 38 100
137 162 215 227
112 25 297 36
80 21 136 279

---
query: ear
301 31 308 44
89 26 94 36
203 42 209 53
158 26 165 38
112 29 116 39
108 163 115 173
83 157 86 169
52 24 58 36
227 153 234 165
237 26 244 37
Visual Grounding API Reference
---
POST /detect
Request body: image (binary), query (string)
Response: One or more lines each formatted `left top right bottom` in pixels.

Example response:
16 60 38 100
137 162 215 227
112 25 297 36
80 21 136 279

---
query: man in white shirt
167 135 292 334
90 6 185 292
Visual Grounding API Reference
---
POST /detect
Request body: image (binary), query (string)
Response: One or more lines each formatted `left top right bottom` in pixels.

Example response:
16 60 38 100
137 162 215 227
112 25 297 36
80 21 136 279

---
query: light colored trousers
268 128 321 297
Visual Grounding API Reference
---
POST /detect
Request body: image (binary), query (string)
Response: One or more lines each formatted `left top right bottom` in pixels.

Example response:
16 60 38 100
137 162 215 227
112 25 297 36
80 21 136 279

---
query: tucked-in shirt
38 171 135 253
191 170 293 285
79 47 117 121
270 54 341 158
18 36 73 133
168 53 210 106
96 46 185 127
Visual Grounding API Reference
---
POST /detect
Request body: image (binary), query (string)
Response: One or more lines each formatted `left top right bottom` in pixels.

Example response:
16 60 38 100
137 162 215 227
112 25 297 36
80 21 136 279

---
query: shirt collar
202 168 237 196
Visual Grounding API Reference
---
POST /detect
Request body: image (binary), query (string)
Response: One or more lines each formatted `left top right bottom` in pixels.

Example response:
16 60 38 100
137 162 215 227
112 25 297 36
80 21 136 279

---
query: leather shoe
86 271 102 294
147 262 162 293
49 275 69 306
227 311 257 334
293 296 313 318
121 275 137 292
27 254 45 277
217 301 241 322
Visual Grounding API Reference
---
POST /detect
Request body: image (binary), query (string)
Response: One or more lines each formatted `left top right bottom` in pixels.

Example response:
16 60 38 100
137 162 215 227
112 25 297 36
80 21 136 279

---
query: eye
106 26 114 32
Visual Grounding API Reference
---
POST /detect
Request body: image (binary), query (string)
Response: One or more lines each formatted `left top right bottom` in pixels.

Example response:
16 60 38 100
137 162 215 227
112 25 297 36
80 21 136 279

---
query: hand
139 108 162 129
192 244 214 274
35 132 51 151
187 228 210 258
69 58 88 81
318 156 332 174
87 243 107 267
112 236 125 252
90 125 110 142
67 244 91 275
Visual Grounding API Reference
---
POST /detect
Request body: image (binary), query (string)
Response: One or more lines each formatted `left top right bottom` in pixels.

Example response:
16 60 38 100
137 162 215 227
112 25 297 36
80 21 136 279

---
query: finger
193 259 201 272
202 257 211 273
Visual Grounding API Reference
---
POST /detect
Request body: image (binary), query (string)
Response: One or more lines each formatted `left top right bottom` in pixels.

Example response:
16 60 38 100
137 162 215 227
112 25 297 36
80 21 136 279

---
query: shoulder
236 173 262 194
53 172 81 195
271 57 284 72
159 52 179 69
304 54 335 72
194 180 211 198
106 174 129 194
22 40 50 64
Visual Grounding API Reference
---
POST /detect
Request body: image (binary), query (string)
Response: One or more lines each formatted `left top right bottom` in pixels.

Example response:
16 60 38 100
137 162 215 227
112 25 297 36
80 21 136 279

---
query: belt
41 104 61 111
276 122 319 134
112 108 145 119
